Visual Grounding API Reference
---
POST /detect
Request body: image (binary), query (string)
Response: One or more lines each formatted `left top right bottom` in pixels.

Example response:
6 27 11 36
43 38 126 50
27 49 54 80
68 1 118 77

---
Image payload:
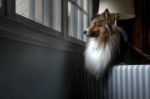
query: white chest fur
84 38 111 75
84 37 120 77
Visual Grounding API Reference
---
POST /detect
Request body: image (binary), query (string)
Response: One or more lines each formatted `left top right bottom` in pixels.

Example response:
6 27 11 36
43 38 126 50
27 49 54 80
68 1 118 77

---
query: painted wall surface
0 37 84 99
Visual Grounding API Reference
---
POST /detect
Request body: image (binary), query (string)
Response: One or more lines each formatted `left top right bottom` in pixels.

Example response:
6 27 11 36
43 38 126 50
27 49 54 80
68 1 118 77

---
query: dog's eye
94 22 101 27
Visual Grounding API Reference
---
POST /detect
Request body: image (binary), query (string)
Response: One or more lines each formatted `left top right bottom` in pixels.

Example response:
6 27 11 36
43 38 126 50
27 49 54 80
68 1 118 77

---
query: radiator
81 65 150 99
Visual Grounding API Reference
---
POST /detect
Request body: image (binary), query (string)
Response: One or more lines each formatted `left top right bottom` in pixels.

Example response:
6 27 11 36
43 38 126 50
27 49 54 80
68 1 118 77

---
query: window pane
51 0 61 31
68 2 75 37
16 0 30 18
68 0 90 41
83 0 88 12
83 14 88 41
77 0 82 7
35 0 43 24
16 0 61 32
83 0 89 41
0 0 2 7
77 9 83 40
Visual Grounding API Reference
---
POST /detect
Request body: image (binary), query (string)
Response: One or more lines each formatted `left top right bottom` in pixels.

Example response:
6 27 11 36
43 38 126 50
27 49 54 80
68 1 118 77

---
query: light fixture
98 0 135 25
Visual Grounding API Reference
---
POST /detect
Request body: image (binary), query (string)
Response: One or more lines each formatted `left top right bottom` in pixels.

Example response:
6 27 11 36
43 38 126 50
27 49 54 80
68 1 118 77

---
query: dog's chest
84 38 112 73
85 38 110 57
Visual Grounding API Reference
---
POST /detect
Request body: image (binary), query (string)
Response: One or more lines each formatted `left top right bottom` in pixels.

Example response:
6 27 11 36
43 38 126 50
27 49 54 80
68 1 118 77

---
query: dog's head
84 9 116 42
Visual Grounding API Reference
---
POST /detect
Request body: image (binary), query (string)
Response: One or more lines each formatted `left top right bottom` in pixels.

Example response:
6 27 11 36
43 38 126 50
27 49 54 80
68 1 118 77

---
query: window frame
0 0 5 16
67 0 93 42
0 0 93 52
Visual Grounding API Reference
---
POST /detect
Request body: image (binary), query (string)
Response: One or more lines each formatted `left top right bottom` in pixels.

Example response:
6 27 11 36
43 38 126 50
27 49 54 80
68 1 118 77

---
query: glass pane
51 0 61 32
77 9 83 40
43 0 51 27
16 0 30 18
0 0 2 7
35 0 43 24
83 0 88 12
69 1 81 39
77 0 84 40
77 0 82 7
68 0 89 41
83 14 88 41
68 1 75 37
16 0 61 32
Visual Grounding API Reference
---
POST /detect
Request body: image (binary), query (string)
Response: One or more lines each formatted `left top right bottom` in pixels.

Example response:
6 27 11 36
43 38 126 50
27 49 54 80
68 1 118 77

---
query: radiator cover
81 65 150 99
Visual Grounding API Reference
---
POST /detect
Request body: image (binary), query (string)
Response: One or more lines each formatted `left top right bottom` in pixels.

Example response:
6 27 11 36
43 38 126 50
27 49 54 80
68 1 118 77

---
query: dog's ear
102 9 115 25
91 13 100 20
104 9 111 20
100 9 111 20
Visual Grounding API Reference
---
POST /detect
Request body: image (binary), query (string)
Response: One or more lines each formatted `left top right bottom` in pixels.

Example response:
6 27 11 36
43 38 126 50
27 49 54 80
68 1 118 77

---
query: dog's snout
84 28 90 35
83 30 87 34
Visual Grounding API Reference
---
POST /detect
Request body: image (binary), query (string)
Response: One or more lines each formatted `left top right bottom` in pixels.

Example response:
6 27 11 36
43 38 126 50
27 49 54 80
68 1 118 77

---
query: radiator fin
81 65 150 99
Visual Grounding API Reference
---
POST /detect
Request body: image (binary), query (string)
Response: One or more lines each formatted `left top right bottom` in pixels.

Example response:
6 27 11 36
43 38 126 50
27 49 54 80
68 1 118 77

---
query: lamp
98 0 135 25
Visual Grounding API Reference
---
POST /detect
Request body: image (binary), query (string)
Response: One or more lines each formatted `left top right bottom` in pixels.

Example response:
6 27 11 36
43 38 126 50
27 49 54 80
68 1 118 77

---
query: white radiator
81 65 150 99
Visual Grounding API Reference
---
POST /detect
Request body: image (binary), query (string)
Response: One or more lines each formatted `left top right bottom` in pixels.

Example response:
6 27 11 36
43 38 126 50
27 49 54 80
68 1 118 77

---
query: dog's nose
83 30 87 34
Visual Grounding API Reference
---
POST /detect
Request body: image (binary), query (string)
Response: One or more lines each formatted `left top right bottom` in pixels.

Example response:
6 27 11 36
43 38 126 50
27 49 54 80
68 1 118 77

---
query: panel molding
0 17 85 53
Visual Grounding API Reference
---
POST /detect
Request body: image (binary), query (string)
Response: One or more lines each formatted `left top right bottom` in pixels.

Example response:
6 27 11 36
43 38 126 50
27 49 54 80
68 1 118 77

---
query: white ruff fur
84 34 120 77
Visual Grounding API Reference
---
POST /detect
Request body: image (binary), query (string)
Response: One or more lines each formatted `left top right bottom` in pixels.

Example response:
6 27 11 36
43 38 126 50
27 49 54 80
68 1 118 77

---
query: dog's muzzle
83 28 90 36
83 30 87 34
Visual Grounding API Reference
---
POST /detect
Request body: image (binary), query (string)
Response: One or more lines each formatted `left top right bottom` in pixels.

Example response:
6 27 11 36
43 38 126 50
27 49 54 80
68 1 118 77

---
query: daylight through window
16 0 62 32
68 0 91 41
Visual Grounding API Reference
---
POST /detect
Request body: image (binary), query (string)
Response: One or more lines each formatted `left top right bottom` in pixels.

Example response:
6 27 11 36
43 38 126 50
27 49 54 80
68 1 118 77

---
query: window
0 0 2 8
14 0 92 42
68 0 92 41
0 0 4 16
16 0 62 32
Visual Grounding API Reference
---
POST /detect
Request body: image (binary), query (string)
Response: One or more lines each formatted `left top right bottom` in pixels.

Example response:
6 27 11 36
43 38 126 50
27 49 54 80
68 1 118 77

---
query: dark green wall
0 37 83 99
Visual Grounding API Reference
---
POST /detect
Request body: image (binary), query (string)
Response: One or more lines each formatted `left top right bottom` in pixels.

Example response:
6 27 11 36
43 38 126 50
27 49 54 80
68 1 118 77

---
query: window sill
0 16 85 53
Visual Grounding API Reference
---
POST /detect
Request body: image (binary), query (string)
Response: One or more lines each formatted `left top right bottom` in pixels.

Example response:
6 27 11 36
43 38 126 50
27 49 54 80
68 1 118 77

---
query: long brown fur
84 9 127 79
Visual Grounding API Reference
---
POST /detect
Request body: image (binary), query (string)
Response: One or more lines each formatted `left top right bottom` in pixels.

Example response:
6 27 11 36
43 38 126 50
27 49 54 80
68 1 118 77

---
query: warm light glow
98 0 135 20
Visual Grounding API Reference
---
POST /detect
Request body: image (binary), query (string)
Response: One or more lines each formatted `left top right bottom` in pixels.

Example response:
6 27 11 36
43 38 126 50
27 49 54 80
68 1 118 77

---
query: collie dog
84 9 127 79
